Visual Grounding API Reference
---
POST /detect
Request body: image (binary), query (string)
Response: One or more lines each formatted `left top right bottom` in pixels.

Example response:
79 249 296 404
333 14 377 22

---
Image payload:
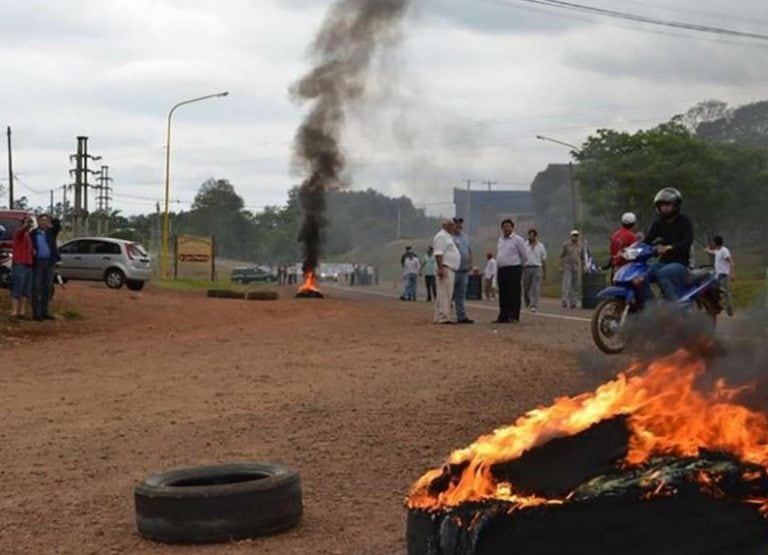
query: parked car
58 237 152 290
230 266 276 284
0 253 11 288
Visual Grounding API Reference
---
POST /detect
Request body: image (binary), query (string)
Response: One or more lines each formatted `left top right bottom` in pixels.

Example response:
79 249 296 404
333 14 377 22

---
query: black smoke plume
291 0 411 277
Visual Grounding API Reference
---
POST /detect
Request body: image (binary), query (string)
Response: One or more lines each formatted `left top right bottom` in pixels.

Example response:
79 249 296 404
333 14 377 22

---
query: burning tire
246 290 279 301
134 462 302 544
206 289 246 300
591 298 626 354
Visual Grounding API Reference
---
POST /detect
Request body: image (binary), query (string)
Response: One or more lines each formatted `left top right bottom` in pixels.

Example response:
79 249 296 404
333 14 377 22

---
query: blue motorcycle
591 242 721 354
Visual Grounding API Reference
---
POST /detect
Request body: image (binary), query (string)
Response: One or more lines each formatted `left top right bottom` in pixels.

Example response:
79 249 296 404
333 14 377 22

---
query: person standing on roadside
560 230 583 309
707 235 735 316
433 220 460 324
421 246 437 302
401 247 420 301
483 252 497 301
9 216 34 322
495 219 528 323
451 217 474 324
522 229 547 313
30 213 61 321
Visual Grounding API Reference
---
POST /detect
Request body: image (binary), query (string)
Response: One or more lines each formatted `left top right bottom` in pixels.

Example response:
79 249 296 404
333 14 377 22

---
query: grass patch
731 279 766 309
60 308 85 320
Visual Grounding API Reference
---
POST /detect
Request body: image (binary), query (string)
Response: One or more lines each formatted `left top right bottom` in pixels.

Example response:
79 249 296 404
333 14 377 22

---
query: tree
672 99 731 133
573 122 768 243
185 178 257 260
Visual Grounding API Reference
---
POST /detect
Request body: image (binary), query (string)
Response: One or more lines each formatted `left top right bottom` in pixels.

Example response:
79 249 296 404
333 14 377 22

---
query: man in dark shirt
644 187 693 301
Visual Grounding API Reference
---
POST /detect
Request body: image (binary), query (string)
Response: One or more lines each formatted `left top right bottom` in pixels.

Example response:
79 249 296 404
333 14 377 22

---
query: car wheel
135 462 302 544
126 280 145 292
105 268 125 289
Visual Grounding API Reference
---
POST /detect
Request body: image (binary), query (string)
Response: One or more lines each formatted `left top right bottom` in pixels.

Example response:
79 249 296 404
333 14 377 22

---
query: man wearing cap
559 230 583 309
432 219 461 324
451 217 474 324
611 212 640 270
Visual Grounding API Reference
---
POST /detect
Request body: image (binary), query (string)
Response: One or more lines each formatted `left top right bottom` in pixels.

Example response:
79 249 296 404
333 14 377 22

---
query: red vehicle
0 210 32 288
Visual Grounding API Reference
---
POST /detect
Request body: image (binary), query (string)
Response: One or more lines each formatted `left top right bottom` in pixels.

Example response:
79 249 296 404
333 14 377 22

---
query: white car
58 237 153 290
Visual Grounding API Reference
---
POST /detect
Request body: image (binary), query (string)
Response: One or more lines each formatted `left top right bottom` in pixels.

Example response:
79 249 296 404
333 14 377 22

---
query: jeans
717 274 734 315
424 275 436 301
32 258 54 318
648 262 688 301
497 265 522 321
561 266 579 307
403 273 418 301
522 266 542 309
453 270 469 321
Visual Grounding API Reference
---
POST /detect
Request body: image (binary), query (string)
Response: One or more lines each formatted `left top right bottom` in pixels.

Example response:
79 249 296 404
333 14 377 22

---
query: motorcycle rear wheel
591 298 627 354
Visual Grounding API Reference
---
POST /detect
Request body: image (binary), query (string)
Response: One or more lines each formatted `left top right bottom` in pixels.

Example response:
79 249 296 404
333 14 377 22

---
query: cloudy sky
2 0 768 216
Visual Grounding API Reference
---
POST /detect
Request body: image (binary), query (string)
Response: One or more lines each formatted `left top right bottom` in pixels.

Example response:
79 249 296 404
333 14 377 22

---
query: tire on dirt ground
134 462 302 544
246 290 279 301
126 280 146 292
206 289 246 299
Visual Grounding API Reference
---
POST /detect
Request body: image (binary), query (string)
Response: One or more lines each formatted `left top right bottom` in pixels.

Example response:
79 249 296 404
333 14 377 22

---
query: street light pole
162 91 229 280
535 134 581 228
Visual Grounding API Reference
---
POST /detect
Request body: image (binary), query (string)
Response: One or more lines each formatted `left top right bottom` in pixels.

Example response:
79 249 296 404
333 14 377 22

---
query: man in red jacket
610 212 640 269
9 216 34 322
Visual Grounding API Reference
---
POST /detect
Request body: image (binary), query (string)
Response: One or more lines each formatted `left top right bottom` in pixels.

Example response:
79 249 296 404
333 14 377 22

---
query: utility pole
396 205 401 239
6 126 13 209
61 185 69 230
484 180 497 192
95 165 112 236
68 136 101 237
49 189 54 214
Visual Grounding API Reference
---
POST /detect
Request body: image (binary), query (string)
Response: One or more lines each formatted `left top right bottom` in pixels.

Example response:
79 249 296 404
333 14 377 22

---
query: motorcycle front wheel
591 298 627 354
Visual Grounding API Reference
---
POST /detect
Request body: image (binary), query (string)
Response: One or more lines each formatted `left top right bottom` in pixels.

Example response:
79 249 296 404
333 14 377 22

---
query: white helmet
621 212 637 225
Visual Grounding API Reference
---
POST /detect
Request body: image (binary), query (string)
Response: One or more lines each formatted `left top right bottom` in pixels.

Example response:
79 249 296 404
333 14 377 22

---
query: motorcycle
591 242 721 354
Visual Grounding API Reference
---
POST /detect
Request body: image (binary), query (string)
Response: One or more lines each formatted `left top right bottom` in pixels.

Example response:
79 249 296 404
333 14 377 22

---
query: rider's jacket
644 213 693 267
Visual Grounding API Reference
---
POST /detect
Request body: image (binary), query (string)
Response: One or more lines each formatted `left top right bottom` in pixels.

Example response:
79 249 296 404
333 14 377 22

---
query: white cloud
1 0 767 215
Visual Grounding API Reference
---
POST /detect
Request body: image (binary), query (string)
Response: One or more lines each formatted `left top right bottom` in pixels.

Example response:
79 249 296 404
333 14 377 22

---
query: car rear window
128 243 149 258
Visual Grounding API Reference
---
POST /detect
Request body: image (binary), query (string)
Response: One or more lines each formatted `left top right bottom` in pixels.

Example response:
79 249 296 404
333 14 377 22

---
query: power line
479 0 768 42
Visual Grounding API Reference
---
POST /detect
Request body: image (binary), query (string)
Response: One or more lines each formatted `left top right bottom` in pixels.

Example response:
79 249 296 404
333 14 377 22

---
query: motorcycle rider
610 212 639 270
644 188 693 302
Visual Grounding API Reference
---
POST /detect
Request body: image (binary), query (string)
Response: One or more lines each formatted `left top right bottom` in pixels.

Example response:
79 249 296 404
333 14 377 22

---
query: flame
408 349 768 511
298 270 320 294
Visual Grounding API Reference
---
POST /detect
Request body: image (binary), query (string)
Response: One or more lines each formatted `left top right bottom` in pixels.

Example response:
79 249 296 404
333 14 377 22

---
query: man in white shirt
522 228 547 312
707 235 735 316
483 252 497 301
401 248 420 301
495 219 528 323
432 219 461 324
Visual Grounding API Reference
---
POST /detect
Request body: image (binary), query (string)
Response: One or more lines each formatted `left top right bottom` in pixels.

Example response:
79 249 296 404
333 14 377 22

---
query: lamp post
161 91 229 279
536 134 581 228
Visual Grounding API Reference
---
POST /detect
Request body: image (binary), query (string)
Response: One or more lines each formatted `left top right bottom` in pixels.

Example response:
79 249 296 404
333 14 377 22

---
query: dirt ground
0 282 599 554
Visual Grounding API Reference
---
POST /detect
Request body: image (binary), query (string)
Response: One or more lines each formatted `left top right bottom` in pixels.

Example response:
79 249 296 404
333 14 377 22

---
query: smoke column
292 0 411 277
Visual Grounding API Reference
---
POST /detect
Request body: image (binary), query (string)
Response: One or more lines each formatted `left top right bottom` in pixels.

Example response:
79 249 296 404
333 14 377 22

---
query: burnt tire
135 462 302 544
206 289 246 299
246 290 279 301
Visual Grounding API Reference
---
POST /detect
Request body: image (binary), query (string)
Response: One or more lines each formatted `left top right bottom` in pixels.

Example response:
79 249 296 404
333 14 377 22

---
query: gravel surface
0 282 600 554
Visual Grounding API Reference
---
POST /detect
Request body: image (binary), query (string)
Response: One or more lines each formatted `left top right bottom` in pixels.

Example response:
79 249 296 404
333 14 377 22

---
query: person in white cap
610 212 640 270
559 230 583 308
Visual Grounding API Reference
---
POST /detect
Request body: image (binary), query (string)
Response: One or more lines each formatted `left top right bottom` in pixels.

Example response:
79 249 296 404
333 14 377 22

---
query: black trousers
497 265 522 321
425 275 437 300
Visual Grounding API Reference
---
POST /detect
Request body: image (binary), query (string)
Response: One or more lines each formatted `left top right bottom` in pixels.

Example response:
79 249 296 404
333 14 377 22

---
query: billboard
174 234 215 280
